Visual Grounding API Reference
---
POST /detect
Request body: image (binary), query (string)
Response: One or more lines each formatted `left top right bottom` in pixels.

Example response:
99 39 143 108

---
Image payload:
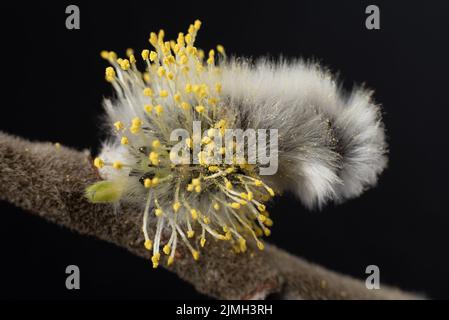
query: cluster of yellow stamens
89 20 276 268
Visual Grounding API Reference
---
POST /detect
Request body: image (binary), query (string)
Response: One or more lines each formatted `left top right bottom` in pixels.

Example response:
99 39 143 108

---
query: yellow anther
144 104 153 113
194 19 202 30
177 32 185 45
188 23 195 34
217 44 225 54
185 83 192 93
209 49 215 57
151 177 159 186
200 237 206 247
215 83 222 93
113 121 124 131
230 202 241 209
163 244 171 255
238 200 247 205
225 231 232 240
159 90 168 98
266 187 275 197
179 55 188 65
192 178 201 186
149 32 158 46
126 48 134 57
185 34 192 44
239 238 247 252
190 209 198 220
130 125 140 135
219 147 226 155
152 140 161 148
129 54 136 64
207 56 214 65
225 181 233 190
149 157 159 167
149 151 159 162
254 180 263 187
173 202 181 212
240 192 248 200
141 49 149 60
257 204 266 212
119 59 131 71
174 93 181 103
197 49 205 60
257 241 265 250
157 66 166 77
201 136 211 144
186 46 196 55
155 105 164 116
151 252 160 268
143 87 153 97
213 203 220 211
195 105 205 113
163 41 171 52
149 50 158 62
105 67 116 79
132 117 142 127
208 166 219 172
264 218 273 227
258 214 267 222
187 230 195 238
144 178 152 188
195 185 202 193
192 250 199 261
155 208 163 216
120 136 129 145
167 72 174 80
93 157 104 169
264 228 271 236
100 50 109 59
144 239 153 250
167 256 174 266
208 98 218 105
181 102 190 111
108 51 117 61
247 192 254 201
113 161 123 170
215 119 226 128
143 72 151 83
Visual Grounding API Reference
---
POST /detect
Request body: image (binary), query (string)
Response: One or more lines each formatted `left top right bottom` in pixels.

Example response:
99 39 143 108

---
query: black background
0 0 448 300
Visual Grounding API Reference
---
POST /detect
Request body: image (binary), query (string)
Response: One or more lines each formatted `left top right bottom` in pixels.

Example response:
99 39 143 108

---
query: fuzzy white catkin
92 21 388 266
98 58 387 209
220 58 388 208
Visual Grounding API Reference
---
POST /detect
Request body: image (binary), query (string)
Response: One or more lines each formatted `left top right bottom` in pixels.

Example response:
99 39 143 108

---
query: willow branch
0 132 417 299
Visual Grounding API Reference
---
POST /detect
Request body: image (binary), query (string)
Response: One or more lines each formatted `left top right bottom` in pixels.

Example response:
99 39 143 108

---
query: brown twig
0 131 418 299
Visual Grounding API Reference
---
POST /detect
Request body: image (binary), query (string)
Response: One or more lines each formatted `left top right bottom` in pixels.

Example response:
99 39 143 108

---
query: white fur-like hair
98 57 387 210
221 58 388 208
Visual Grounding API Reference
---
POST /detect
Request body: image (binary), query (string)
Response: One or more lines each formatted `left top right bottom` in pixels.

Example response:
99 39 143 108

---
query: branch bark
0 131 418 299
